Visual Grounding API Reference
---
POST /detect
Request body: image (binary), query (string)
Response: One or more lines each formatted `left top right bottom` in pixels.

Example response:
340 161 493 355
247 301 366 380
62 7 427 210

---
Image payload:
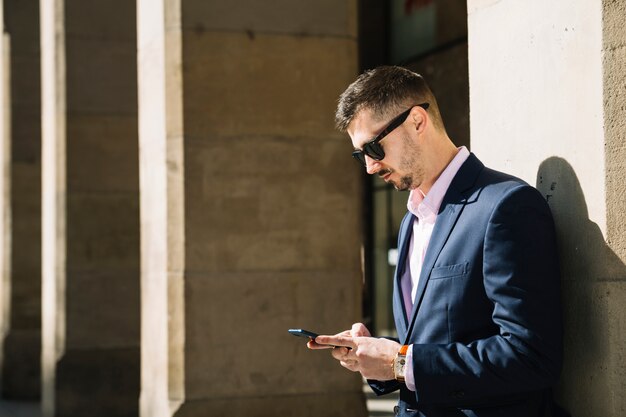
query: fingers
350 323 371 337
307 340 333 350
333 347 359 372
330 346 352 360
315 335 355 349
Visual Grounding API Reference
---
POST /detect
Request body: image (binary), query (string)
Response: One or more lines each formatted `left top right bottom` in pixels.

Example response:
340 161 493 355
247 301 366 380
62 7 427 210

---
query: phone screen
288 328 319 339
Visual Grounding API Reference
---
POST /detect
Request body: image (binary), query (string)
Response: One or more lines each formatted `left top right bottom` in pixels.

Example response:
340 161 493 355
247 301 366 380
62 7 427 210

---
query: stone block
6 271 40 328
4 0 40 41
66 38 137 114
66 193 139 271
65 270 139 349
556 280 626 417
1 329 41 400
173 391 367 417
66 114 138 193
602 23 626 263
9 54 41 108
55 347 139 417
11 166 41 263
65 0 136 41
181 32 357 138
183 270 362 399
602 0 626 49
181 0 356 38
11 111 41 163
183 136 362 272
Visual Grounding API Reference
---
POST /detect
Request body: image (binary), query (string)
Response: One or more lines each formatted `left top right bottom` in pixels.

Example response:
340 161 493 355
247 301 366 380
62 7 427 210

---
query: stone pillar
137 1 366 416
0 0 42 400
40 0 140 415
0 2 10 395
468 0 626 416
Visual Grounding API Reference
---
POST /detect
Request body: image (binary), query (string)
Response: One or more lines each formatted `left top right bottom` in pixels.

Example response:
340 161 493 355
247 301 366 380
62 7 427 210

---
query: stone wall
468 1 626 415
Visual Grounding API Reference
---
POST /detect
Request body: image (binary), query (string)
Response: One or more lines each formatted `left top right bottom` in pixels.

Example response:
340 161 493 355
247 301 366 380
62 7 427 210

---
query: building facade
0 1 624 416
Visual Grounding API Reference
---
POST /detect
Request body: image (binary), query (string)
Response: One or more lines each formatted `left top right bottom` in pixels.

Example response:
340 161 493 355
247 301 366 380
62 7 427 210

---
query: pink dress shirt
403 146 470 391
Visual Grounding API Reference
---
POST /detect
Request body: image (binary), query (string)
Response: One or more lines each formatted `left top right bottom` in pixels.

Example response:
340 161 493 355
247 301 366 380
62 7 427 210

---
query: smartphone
288 328 319 339
289 328 351 349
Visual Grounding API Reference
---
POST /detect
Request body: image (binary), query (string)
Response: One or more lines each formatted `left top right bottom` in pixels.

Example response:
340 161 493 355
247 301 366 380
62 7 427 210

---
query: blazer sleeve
367 336 401 395
409 184 563 406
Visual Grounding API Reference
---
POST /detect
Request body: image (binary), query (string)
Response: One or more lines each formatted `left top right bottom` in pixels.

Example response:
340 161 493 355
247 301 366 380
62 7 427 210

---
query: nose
365 156 381 175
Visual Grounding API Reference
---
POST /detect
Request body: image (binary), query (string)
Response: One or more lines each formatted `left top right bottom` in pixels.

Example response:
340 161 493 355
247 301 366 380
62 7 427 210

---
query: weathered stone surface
184 135 361 272
138 1 362 416
603 0 626 264
65 0 136 40
66 114 139 192
556 281 626 417
181 0 357 38
182 32 357 138
2 0 42 402
55 347 140 417
65 270 140 349
9 55 40 107
173 391 367 417
183 271 362 399
66 39 137 114
39 0 141 415
1 329 40 400
66 193 139 271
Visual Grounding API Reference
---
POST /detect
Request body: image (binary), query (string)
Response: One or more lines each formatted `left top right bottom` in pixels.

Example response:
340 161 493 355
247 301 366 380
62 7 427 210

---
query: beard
390 136 423 191
394 175 414 191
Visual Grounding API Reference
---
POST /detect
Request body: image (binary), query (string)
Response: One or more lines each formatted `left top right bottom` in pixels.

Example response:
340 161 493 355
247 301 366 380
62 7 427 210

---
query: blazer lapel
393 212 415 340
403 154 484 343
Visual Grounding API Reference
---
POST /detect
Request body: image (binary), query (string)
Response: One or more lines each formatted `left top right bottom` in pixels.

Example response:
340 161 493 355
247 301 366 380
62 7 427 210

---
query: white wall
468 0 606 234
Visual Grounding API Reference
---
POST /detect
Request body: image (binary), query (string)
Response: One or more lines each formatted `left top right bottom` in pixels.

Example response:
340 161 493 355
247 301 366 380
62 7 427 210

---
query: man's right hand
306 322 371 349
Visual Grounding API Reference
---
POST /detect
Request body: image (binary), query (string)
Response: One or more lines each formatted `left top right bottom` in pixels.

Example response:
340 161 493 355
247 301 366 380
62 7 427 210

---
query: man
308 66 564 417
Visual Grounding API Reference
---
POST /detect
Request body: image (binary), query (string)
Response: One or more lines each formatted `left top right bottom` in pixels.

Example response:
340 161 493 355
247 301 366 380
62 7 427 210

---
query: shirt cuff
405 344 416 392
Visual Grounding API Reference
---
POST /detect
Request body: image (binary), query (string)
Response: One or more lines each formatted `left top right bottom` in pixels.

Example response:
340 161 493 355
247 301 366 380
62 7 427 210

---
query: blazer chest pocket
429 262 469 280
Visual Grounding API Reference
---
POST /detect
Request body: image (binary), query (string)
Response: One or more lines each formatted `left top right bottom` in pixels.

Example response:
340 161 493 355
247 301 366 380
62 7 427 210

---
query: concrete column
137 1 366 416
468 1 626 416
40 0 140 416
0 0 42 400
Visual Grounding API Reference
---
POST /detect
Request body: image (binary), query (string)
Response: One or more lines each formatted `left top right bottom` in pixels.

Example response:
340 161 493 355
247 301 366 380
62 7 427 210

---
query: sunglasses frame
352 102 429 166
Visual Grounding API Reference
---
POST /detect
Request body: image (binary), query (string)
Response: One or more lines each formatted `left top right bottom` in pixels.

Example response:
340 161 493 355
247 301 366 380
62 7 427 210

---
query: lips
380 170 393 182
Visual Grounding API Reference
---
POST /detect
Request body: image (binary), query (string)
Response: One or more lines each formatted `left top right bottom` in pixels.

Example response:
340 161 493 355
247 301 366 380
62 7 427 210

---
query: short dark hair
335 66 445 132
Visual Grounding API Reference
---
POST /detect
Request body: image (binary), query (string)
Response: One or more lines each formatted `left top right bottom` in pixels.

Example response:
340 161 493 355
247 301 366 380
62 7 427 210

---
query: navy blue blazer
370 154 564 417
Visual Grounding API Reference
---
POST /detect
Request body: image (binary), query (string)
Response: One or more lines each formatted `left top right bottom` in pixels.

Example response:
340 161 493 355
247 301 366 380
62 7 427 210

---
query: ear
410 106 428 133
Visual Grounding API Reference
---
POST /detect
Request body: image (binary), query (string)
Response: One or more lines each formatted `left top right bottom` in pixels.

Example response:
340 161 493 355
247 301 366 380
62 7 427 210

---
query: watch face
395 357 406 376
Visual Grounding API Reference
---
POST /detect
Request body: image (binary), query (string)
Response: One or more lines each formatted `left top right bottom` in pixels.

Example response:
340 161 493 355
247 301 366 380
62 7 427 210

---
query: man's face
348 108 424 191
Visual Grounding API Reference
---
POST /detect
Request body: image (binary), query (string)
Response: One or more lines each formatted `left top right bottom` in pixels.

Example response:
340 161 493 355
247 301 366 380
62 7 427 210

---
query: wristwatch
393 345 409 382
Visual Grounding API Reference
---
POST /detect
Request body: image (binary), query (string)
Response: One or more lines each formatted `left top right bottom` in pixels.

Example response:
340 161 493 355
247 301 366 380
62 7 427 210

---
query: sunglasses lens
364 143 385 160
352 151 366 166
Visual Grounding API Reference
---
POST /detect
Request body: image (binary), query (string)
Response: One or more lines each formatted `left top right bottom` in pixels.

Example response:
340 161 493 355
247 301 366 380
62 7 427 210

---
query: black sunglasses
352 103 429 166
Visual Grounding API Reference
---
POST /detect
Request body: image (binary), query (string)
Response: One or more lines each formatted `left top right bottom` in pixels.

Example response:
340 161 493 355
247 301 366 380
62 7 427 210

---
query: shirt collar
407 146 470 221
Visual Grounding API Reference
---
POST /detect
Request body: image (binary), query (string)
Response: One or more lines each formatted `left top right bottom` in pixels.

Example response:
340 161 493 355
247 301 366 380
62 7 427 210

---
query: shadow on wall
536 157 626 417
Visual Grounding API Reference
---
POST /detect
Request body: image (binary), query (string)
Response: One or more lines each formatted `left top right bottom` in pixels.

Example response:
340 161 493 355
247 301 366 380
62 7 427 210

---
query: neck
419 134 459 195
